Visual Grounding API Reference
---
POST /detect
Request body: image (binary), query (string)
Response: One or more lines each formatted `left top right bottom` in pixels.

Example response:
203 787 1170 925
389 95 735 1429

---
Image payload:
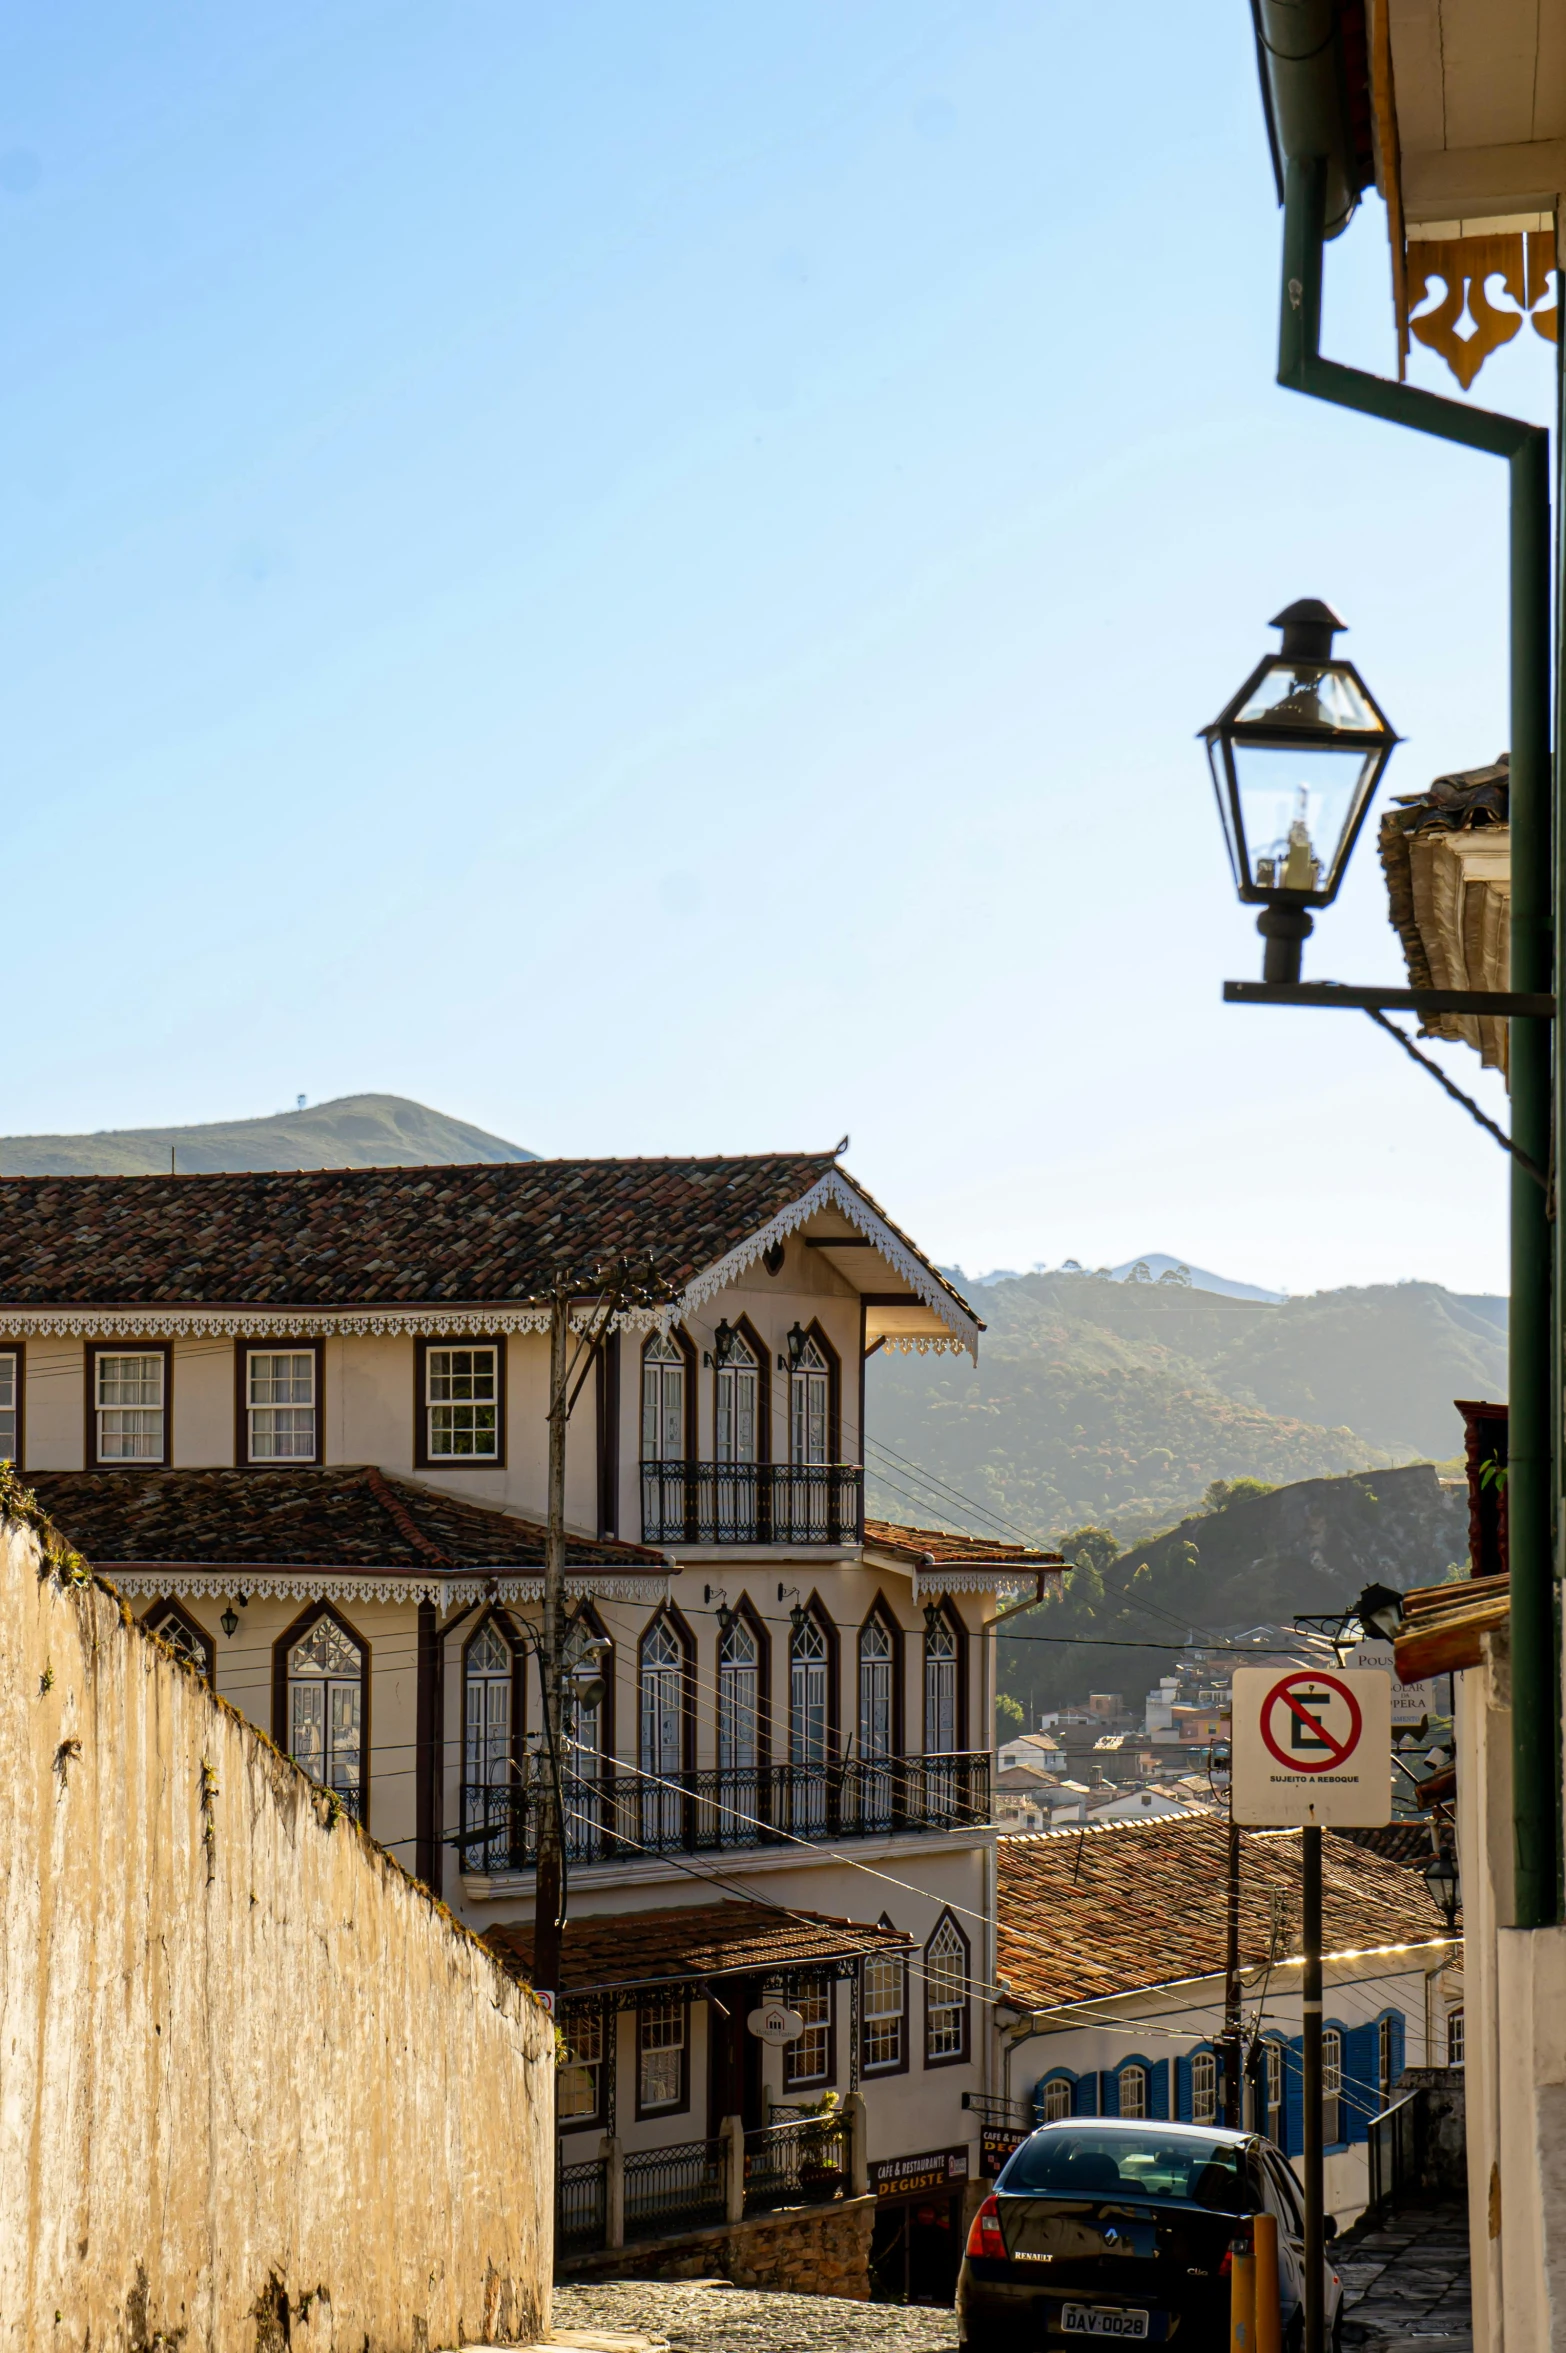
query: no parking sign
1231 1666 1392 1827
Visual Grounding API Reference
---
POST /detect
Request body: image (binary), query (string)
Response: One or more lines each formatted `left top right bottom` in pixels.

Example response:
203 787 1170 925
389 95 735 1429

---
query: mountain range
0 1093 534 1175
866 1266 1504 1542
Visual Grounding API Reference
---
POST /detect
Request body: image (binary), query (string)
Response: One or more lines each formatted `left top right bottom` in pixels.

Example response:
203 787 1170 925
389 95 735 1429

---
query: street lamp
1354 1582 1405 1642
1424 1843 1461 1933
1201 599 1399 981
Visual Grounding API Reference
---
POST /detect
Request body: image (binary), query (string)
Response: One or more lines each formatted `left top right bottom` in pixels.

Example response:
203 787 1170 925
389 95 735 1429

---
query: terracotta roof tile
484 1900 911 1997
863 1519 1064 1569
27 1465 664 1571
1395 1573 1508 1681
0 1154 846 1306
998 1814 1444 2011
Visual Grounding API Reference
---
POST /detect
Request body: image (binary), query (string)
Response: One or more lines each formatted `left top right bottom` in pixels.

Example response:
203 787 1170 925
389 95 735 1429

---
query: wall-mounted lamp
220 1604 240 1640
713 1319 736 1369
785 1323 809 1374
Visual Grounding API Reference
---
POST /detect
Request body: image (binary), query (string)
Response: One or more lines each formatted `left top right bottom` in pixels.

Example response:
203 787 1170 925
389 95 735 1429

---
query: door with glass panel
924 1610 959 1821
714 1330 759 1539
788 1335 831 1538
789 1611 830 1833
717 1612 761 1844
859 1615 896 1830
287 1616 364 1821
463 1620 514 1869
639 1618 685 1849
641 1334 687 1541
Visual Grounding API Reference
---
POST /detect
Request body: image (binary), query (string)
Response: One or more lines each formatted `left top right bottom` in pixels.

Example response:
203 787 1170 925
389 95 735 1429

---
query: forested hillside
865 1269 1501 1541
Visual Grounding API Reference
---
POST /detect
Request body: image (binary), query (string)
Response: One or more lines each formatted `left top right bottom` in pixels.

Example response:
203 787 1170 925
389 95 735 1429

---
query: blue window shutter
1283 2037 1303 2157
1176 2057 1193 2122
1151 2059 1169 2121
1103 2067 1120 2118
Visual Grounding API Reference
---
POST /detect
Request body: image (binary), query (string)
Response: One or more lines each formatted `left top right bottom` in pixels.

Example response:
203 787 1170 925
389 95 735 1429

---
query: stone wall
0 1505 553 2353
561 2198 875 2299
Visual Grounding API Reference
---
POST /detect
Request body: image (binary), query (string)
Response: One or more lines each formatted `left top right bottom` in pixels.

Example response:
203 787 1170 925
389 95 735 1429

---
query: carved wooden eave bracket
1405 225 1558 390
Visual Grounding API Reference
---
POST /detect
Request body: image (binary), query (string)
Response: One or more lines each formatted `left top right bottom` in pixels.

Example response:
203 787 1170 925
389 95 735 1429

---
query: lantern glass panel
1236 659 1381 733
1229 742 1381 898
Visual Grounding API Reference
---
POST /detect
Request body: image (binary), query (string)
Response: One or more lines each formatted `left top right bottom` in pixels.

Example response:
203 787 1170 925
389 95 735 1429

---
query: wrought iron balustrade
640 1460 862 1545
456 1750 990 1871
556 2156 608 2258
623 2136 726 2242
744 2112 852 2213
1368 2091 1418 2217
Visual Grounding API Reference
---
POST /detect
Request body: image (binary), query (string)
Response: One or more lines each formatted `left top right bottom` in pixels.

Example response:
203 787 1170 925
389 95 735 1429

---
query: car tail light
1219 2247 1233 2278
966 2195 1006 2261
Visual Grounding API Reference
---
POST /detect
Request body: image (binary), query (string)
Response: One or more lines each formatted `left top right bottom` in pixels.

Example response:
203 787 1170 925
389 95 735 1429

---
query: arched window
861 1926 906 2076
286 1613 365 1820
463 1619 514 1870
145 1601 214 1683
1041 2076 1073 2123
1119 2063 1148 2120
1192 2049 1218 2126
714 1327 761 1537
924 1608 959 1753
640 1616 686 1850
789 1332 830 1466
1322 2029 1343 2144
789 1607 830 1832
1377 2015 1396 2110
563 1612 609 1861
717 1610 761 1843
642 1332 686 1462
1447 2007 1465 2067
1265 2040 1285 2141
924 1911 969 2065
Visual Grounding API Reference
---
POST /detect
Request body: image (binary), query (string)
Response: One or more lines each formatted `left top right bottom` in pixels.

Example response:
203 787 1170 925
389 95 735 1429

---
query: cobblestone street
552 2283 958 2353
1338 2204 1473 2350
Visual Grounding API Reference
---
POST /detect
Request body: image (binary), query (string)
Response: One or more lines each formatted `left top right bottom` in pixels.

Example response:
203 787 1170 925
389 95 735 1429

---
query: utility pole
1222 1809 1243 2128
532 1282 571 2005
1302 1823 1324 2353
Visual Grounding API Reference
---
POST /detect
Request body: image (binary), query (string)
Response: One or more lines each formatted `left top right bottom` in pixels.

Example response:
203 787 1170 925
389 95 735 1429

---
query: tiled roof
25 1466 664 1571
0 1154 971 1318
863 1519 1064 1569
997 1814 1445 2011
484 1900 911 1997
1395 1573 1508 1681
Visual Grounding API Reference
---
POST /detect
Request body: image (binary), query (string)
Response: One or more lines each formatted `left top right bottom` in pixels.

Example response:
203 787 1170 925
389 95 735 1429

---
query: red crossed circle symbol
1260 1671 1363 1774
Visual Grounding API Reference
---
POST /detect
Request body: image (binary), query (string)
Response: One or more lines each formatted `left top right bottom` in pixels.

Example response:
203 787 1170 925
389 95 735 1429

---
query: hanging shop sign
981 2124 1030 2177
870 2145 970 2200
746 2002 804 2046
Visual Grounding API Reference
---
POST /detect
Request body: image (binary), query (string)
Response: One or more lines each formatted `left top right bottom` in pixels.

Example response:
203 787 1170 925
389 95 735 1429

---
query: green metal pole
1278 157 1557 1927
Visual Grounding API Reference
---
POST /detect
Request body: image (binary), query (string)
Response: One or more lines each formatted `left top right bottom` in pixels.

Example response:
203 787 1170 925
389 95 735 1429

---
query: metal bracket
1224 980 1555 1016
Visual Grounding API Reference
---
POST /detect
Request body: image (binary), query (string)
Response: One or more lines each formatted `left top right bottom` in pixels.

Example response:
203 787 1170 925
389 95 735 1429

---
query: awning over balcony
483 1898 910 2001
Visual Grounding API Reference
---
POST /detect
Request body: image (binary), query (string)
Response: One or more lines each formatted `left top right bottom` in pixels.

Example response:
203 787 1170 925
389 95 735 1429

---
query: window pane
98 1354 163 1406
292 1618 362 1677
98 1410 163 1460
785 1981 831 2086
0 1352 15 1410
250 1407 316 1460
427 1347 497 1402
1042 2078 1073 2122
250 1352 315 1405
1120 2066 1147 2120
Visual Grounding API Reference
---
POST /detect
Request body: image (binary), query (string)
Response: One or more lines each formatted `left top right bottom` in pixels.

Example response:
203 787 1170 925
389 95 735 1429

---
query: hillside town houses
0 1149 1063 2295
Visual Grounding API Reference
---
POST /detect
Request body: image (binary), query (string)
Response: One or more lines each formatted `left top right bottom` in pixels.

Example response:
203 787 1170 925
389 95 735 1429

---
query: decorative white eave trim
0 1305 671 1340
911 1570 1055 1600
676 1169 981 1360
111 1568 669 1608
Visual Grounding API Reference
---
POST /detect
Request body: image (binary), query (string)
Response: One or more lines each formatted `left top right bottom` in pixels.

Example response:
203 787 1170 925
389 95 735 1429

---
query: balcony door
788 1332 832 1540
717 1611 761 1844
714 1330 760 1539
639 1616 686 1850
641 1332 688 1541
463 1618 514 1869
924 1606 960 1821
789 1609 830 1833
858 1612 896 1830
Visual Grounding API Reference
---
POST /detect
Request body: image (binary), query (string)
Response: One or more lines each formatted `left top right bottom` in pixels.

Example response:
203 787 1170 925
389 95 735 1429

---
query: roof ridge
363 1466 456 1568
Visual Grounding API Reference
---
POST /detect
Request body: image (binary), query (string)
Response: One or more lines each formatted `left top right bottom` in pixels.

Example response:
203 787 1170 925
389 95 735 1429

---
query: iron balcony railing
457 1751 990 1870
1367 2091 1419 2216
556 2156 608 2259
640 1460 863 1545
743 2113 852 2214
623 2136 726 2242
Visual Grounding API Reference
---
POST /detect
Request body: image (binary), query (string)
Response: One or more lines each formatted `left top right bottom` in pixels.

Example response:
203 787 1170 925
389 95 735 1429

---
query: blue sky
1 4 1553 1295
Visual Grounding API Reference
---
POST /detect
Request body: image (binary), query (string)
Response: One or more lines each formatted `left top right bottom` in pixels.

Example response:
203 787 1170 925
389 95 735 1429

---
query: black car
957 2118 1344 2349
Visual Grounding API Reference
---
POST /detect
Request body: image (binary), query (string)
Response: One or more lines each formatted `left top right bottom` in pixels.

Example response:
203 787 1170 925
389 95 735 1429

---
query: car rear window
999 2127 1252 2211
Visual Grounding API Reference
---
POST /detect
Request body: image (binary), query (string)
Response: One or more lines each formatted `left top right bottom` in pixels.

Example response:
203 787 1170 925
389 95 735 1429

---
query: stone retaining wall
561 2197 875 2299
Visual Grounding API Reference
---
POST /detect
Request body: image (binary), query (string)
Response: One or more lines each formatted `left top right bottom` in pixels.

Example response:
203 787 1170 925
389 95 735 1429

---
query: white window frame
0 1348 18 1464
95 1350 166 1463
1322 2029 1343 2144
1119 2063 1148 2120
861 1950 905 2074
287 1613 364 1818
641 1333 686 1464
637 1994 686 2114
789 1334 830 1466
1041 2076 1073 2122
425 1344 500 1461
558 2003 605 2126
924 1914 968 2064
1265 2039 1284 2139
1192 2050 1218 2126
783 1978 832 2088
246 1347 317 1462
1447 2006 1464 2067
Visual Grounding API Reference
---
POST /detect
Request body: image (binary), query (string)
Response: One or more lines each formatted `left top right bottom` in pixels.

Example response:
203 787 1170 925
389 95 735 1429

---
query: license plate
1060 2307 1151 2341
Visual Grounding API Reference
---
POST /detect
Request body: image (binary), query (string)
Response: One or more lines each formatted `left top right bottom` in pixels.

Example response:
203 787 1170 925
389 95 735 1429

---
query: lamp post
1201 599 1399 981
1209 1737 1244 2130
